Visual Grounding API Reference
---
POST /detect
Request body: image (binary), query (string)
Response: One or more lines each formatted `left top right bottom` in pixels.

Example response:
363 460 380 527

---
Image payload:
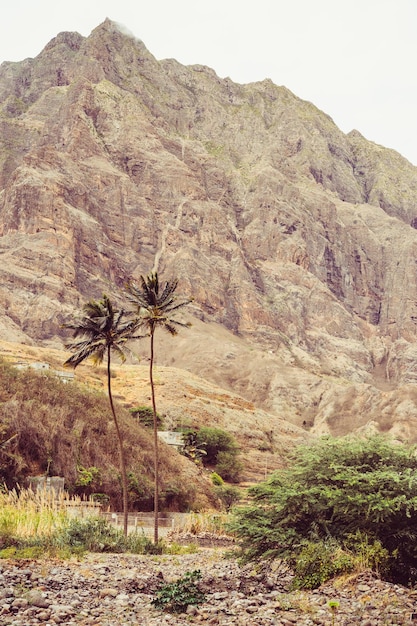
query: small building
54 369 75 383
14 361 50 371
13 361 74 382
28 475 65 494
157 431 184 450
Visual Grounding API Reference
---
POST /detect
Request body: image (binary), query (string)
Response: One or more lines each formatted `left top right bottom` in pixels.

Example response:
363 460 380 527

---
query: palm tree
126 273 191 543
63 294 138 536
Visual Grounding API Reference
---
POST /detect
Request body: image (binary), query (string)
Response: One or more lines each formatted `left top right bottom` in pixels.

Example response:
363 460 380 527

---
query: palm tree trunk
107 347 129 537
150 328 159 544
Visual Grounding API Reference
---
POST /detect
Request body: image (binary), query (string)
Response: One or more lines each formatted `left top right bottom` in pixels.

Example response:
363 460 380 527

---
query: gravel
0 549 417 625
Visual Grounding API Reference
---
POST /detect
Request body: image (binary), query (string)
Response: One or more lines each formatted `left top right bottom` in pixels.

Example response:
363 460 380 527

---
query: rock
99 588 119 598
49 603 76 615
26 589 50 608
36 609 52 620
11 598 28 608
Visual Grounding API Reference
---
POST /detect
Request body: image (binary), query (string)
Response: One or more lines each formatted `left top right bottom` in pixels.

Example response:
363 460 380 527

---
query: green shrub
187 427 242 481
76 465 100 487
152 570 206 613
214 484 241 511
127 472 154 510
125 533 165 554
194 427 237 464
210 472 224 486
56 520 173 556
215 450 243 482
231 435 417 585
291 540 354 589
129 405 162 428
75 466 101 497
58 516 126 553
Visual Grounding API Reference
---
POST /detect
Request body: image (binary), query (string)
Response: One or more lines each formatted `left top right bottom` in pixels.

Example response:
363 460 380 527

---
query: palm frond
162 299 193 314
163 322 179 336
63 295 138 369
111 343 128 364
126 281 152 309
125 272 191 338
141 274 158 305
159 279 178 304
63 341 104 368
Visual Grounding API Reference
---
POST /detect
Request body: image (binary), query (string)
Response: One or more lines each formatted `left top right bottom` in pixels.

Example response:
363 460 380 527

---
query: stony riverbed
1 548 417 625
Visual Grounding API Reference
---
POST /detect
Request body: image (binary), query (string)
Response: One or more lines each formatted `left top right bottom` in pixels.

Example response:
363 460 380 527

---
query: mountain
1 19 417 441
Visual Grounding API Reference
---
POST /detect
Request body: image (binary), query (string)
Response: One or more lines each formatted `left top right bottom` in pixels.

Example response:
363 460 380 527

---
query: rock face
1 19 417 439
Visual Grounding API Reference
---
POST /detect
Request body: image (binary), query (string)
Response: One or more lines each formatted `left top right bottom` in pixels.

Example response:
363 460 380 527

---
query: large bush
129 405 163 428
190 427 242 482
231 436 417 586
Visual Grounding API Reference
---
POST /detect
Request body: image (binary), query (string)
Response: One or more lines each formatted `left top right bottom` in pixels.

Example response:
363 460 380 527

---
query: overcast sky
1 0 416 165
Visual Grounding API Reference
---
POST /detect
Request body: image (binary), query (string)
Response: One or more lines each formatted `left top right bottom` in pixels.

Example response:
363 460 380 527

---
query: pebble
0 550 416 625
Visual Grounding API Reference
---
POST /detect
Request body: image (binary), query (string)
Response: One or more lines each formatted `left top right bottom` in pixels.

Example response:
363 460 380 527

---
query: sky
1 0 416 165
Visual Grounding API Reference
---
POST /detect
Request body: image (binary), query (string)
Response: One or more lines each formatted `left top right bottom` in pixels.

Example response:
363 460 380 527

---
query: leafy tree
193 427 236 464
193 427 242 481
231 435 417 586
63 294 138 536
129 405 163 428
126 272 191 543
214 484 241 511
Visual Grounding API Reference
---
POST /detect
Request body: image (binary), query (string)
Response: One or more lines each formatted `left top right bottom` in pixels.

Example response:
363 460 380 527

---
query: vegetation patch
183 427 243 482
231 435 417 586
129 405 163 428
0 354 209 514
152 569 206 613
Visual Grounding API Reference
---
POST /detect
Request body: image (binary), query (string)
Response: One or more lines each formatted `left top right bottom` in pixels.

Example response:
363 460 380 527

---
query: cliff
1 19 417 439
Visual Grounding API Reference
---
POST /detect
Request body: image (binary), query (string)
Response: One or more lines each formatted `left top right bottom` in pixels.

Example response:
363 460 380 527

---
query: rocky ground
1 547 417 625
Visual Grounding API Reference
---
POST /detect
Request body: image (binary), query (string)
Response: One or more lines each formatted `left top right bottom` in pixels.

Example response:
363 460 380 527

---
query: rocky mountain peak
1 22 417 440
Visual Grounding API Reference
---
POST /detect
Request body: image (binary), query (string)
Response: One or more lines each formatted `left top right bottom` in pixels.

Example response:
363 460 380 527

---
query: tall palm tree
126 273 191 543
63 294 138 536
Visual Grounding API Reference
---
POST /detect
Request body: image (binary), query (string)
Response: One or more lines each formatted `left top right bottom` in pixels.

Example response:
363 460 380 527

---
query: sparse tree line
63 272 192 542
0 270 243 547
61 272 243 543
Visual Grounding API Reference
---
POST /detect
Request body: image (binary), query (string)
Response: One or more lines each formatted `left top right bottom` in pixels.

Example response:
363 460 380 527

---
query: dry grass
0 339 305 489
0 487 73 540
172 511 232 536
0 356 216 512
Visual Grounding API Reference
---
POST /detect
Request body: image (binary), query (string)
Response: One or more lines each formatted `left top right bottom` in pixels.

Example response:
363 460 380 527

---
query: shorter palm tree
63 294 138 536
126 273 191 543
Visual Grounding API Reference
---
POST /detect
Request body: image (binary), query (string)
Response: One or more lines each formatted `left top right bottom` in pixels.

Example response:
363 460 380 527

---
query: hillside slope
0 348 222 510
0 340 307 488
